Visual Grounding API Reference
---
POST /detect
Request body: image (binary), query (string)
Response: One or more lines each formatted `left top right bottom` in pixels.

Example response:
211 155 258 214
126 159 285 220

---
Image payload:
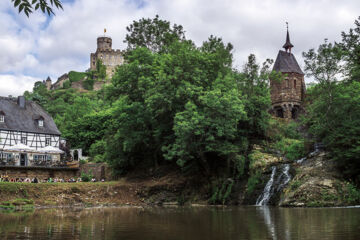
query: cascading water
256 166 277 206
296 143 323 164
256 143 324 206
256 164 291 206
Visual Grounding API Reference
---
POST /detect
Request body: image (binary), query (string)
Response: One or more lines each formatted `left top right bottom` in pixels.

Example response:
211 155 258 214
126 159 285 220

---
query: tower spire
283 22 294 53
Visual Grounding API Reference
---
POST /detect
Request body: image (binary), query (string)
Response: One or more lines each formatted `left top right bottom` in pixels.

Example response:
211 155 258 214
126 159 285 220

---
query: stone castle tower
90 36 124 77
270 27 306 119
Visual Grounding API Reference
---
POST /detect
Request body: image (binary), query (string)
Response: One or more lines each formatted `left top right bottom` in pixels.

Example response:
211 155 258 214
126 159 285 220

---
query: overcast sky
0 0 360 96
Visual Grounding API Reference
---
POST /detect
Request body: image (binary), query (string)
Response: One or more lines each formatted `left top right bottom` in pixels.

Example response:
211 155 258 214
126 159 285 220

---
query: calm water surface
0 206 359 240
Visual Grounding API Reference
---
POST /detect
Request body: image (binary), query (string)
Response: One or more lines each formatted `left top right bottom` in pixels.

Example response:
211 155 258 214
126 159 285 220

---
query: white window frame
0 114 4 123
38 119 44 127
45 137 51 146
21 136 27 145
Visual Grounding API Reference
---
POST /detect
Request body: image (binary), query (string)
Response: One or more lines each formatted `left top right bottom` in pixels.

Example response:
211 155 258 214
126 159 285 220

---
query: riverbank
0 149 359 209
0 169 193 208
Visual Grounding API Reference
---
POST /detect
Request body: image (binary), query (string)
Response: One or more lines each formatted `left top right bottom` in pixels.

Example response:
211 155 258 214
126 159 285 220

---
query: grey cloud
1 0 360 96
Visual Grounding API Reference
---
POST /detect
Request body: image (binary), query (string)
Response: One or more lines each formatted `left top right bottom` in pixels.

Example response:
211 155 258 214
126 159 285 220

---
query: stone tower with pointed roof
270 26 306 119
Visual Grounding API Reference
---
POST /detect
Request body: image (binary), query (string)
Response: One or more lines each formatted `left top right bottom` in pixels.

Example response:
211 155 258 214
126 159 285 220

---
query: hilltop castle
270 27 306 119
44 35 124 91
90 36 124 77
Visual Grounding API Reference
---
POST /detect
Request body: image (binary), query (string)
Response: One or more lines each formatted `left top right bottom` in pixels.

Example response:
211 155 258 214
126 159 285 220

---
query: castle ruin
90 36 124 77
270 27 306 119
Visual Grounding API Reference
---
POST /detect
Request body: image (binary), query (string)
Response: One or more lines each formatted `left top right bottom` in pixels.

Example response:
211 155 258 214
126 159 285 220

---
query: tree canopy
303 17 360 183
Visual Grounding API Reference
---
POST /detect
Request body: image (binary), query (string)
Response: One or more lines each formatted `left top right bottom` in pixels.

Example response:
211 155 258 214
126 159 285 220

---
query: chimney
17 96 26 109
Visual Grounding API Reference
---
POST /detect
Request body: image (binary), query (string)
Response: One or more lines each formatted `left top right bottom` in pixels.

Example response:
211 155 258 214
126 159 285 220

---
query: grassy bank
0 171 189 208
0 181 142 207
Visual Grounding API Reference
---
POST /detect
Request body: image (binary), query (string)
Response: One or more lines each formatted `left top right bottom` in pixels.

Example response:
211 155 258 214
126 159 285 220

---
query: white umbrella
38 146 64 154
3 143 38 153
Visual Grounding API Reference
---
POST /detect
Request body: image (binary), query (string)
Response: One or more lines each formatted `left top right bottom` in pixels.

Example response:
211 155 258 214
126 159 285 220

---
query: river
0 206 359 239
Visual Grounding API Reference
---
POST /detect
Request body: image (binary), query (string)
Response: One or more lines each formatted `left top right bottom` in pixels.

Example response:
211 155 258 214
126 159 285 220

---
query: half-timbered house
0 96 63 167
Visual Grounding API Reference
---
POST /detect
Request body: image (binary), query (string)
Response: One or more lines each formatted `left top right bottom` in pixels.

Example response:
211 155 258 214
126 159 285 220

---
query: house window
294 80 297 88
21 137 27 145
0 152 13 161
45 138 51 146
39 119 44 127
0 114 4 123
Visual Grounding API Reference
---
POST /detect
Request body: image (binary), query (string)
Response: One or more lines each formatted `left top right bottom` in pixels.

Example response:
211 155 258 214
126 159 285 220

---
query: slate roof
0 97 61 135
273 50 304 75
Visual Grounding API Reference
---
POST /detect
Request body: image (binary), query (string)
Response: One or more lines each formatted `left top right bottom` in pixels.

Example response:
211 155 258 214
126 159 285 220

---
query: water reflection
0 206 359 239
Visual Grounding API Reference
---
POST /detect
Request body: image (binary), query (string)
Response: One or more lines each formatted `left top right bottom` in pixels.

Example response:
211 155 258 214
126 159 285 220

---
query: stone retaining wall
0 166 78 180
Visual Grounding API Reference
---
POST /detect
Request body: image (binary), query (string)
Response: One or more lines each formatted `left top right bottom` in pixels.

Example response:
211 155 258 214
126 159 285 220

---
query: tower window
294 80 296 88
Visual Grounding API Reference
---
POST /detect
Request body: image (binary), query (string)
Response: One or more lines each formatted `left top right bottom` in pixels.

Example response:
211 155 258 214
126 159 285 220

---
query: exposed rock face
240 144 359 207
240 145 293 205
280 151 358 207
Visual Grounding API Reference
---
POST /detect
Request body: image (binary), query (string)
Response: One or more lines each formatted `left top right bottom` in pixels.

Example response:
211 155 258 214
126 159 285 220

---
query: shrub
81 171 93 182
247 171 261 194
68 71 87 82
233 154 246 179
208 179 234 205
285 140 306 161
93 155 105 163
345 183 360 204
89 140 106 157
273 138 305 161
63 80 71 89
83 79 95 90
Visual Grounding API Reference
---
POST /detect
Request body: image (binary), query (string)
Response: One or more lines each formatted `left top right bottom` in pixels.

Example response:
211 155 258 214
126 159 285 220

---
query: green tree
339 16 360 82
236 54 272 138
124 15 186 53
303 18 360 183
11 0 63 17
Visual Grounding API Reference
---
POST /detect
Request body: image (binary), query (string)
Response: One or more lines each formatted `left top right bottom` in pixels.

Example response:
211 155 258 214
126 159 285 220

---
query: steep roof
0 97 61 135
273 50 304 75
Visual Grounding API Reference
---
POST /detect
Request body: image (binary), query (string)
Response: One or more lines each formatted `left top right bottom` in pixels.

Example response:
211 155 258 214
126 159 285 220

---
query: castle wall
90 37 124 78
90 50 124 77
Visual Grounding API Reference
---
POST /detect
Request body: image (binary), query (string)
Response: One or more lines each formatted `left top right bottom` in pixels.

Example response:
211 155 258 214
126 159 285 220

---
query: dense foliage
24 16 360 188
303 17 360 183
25 16 273 179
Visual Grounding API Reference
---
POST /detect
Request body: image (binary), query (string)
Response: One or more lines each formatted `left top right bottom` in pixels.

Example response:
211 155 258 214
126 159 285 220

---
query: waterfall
297 142 323 164
256 164 291 206
276 164 291 192
256 166 277 206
